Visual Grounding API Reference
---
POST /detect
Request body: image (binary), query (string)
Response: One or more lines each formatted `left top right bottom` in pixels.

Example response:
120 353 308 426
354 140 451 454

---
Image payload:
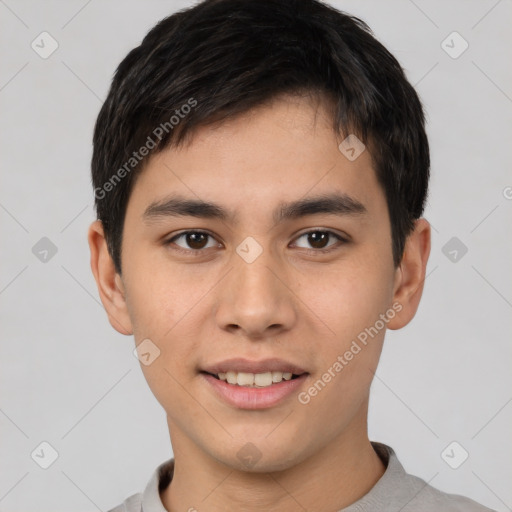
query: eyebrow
143 192 367 225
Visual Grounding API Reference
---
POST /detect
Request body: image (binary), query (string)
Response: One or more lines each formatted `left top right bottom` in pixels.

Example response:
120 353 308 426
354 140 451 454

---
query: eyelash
165 229 348 256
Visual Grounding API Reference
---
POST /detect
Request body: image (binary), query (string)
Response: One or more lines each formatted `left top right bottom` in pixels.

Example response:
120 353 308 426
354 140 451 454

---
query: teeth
216 371 296 387
226 371 237 384
254 372 272 387
271 371 282 383
237 372 254 386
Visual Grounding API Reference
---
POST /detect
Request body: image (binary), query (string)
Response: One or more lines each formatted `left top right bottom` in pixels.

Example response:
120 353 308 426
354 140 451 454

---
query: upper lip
202 358 307 375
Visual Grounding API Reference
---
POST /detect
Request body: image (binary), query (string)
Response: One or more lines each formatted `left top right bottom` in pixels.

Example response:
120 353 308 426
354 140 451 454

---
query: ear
387 218 431 330
88 220 133 335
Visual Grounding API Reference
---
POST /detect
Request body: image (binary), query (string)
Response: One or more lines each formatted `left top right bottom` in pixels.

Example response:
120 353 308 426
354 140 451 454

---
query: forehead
126 95 385 224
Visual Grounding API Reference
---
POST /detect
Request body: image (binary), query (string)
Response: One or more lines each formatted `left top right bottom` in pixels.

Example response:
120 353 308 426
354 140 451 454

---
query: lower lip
201 373 308 410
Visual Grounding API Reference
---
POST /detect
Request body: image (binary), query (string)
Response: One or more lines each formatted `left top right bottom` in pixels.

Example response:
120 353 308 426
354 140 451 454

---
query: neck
161 406 385 512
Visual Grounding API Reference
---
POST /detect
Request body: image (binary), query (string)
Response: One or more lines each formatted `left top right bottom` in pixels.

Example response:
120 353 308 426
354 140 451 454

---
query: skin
89 94 430 512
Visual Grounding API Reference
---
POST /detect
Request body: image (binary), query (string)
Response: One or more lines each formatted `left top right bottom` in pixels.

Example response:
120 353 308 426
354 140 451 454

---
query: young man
88 0 495 510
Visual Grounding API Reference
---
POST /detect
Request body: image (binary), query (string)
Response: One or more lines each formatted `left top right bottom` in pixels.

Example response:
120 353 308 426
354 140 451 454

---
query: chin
208 439 311 474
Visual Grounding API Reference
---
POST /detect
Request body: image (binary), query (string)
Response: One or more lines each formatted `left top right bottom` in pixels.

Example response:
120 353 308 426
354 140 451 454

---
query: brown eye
306 231 330 249
184 232 209 249
167 231 219 252
293 230 346 252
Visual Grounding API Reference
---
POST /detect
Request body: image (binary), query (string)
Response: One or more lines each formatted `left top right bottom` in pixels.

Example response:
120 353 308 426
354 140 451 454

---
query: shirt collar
339 442 406 511
141 457 174 512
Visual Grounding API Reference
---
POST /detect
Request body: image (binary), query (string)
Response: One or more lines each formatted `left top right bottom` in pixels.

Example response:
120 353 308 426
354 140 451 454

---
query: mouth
200 358 309 409
202 370 303 388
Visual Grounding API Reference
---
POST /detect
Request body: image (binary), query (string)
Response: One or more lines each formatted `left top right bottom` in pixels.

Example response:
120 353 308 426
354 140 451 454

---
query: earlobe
88 220 133 335
387 218 431 330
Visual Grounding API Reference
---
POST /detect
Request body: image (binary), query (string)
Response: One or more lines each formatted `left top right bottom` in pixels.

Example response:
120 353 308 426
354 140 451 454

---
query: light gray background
1 1 511 511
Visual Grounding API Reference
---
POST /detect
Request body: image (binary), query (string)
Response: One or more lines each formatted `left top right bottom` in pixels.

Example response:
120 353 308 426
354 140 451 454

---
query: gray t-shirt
108 442 496 512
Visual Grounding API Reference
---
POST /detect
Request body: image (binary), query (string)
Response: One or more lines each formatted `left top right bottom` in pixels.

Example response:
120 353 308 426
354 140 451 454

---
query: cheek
122 255 209 396
296 255 393 401
126 280 201 416
123 253 195 339
299 257 393 342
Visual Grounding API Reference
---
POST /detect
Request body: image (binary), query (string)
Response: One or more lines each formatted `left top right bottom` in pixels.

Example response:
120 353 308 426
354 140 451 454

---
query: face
90 95 429 472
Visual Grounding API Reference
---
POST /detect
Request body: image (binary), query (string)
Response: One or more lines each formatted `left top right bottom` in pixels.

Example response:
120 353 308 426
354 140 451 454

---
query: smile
201 372 308 409
211 370 300 387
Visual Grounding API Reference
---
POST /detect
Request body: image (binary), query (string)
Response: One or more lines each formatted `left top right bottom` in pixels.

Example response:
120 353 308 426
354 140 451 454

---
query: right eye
165 230 222 254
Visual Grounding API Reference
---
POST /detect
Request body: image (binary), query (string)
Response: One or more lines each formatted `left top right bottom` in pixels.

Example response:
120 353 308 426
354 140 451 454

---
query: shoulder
106 491 143 512
358 442 497 512
399 471 496 512
106 458 173 512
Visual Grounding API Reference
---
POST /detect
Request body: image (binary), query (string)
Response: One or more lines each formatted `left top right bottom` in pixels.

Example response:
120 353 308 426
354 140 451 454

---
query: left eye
292 230 345 251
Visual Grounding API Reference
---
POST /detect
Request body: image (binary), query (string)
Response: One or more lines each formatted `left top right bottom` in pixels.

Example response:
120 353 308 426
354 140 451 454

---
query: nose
214 248 297 339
